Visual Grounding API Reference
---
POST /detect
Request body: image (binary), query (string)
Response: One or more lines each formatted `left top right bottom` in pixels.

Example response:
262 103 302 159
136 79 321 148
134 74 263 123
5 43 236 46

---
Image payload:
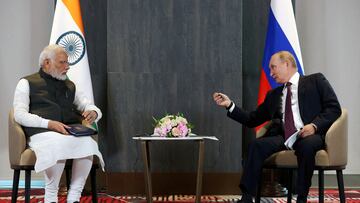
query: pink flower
153 114 193 137
154 126 168 137
178 123 189 137
171 127 182 137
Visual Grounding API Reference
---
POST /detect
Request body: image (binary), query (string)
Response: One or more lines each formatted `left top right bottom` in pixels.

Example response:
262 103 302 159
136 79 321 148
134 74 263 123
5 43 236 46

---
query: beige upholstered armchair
8 109 99 203
255 108 348 203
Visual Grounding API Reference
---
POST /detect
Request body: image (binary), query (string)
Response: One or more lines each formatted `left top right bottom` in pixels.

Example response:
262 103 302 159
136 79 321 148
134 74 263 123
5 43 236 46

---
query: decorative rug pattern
0 189 359 202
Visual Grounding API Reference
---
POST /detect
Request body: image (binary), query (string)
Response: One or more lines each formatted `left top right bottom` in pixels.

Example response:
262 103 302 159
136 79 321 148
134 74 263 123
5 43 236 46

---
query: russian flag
257 0 304 130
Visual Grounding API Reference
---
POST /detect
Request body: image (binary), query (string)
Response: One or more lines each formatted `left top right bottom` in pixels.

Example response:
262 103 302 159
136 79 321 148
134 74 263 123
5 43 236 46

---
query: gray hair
275 51 297 69
38 44 67 67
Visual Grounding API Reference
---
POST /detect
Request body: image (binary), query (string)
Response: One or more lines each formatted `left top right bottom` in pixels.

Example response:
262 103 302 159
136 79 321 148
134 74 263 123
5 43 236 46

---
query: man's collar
288 72 300 86
282 72 300 90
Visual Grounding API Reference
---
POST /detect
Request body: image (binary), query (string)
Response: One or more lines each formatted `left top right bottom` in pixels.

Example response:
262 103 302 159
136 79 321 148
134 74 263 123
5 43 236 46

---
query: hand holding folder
66 124 97 137
284 130 299 149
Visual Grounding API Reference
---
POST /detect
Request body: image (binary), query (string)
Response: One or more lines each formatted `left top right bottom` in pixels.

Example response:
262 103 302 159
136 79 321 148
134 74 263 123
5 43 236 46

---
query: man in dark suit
213 51 341 203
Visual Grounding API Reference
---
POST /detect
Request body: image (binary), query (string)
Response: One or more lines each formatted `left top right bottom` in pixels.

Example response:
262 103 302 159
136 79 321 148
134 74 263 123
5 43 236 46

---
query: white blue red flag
257 0 304 130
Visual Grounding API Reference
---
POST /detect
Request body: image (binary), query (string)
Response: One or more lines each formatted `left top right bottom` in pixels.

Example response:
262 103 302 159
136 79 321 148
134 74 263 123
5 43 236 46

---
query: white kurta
13 78 105 173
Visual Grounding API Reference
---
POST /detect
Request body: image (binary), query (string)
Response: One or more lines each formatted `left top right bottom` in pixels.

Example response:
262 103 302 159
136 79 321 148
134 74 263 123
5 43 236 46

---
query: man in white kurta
13 45 104 203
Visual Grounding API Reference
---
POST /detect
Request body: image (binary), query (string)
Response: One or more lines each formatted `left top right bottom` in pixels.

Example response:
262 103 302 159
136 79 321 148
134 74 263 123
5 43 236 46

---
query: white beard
48 68 67 81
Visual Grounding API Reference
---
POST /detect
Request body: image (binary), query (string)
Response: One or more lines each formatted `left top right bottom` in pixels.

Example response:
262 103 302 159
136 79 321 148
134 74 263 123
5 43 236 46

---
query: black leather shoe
296 195 307 203
237 192 254 203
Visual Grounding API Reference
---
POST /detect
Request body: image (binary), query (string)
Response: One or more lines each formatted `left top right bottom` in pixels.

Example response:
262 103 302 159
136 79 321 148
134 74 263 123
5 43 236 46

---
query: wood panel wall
81 0 271 194
106 0 243 173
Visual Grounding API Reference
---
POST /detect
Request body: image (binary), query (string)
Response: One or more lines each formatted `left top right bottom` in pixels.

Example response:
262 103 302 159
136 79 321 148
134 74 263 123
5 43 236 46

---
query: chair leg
11 169 20 203
90 166 98 203
318 169 324 203
255 169 262 203
65 166 71 191
287 169 293 203
336 170 346 203
25 169 31 203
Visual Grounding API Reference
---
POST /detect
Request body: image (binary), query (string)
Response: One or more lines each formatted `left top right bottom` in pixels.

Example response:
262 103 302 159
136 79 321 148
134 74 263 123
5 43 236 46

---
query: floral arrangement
153 113 194 137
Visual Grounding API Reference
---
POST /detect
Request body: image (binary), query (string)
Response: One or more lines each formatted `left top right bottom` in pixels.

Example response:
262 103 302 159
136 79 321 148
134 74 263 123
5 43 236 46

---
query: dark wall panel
80 1 108 153
241 0 270 157
106 0 243 172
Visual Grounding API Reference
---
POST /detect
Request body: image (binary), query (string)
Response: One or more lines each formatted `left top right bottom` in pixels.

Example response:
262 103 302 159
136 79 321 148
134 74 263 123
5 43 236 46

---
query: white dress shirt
282 72 304 131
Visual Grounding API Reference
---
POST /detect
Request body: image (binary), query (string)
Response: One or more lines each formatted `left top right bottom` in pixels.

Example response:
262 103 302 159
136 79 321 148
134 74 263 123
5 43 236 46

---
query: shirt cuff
310 123 318 132
227 102 235 113
85 106 102 123
41 119 50 129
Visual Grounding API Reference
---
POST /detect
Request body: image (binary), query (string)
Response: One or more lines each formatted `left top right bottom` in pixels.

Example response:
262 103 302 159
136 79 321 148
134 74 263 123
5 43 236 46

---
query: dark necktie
284 82 297 140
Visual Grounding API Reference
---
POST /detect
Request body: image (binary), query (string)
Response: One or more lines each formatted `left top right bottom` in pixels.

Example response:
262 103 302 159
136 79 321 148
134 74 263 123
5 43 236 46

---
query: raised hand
213 92 232 108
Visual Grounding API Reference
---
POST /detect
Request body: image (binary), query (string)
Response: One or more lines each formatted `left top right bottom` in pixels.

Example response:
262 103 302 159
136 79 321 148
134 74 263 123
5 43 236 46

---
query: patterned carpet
1 189 360 202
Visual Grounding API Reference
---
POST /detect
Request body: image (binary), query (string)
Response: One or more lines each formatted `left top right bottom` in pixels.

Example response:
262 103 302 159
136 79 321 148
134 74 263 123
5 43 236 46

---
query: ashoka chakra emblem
56 31 85 66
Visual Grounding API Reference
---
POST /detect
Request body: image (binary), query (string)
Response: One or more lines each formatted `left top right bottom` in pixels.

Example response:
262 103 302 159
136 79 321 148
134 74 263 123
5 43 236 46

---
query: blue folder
66 124 97 136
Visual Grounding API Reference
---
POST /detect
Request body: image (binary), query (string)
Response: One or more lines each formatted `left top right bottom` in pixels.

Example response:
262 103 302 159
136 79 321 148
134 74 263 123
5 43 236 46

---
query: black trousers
240 133 324 198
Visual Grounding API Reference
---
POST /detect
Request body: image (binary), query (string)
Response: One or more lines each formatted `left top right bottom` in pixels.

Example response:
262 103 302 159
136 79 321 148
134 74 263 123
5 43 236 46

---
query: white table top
132 135 218 141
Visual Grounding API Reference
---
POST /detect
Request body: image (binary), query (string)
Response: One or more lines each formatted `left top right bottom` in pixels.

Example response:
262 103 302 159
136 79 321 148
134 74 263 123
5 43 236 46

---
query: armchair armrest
8 109 27 166
324 108 348 166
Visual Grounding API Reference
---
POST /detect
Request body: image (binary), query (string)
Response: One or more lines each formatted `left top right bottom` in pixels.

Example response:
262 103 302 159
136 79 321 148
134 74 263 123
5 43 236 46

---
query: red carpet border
1 189 360 202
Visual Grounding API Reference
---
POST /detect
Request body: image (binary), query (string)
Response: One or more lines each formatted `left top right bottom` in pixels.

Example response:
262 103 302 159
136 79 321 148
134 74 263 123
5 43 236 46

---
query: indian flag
49 0 94 103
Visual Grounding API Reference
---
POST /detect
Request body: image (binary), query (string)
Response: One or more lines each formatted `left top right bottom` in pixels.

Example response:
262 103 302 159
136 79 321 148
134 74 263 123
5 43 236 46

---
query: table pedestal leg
195 140 205 203
141 141 153 203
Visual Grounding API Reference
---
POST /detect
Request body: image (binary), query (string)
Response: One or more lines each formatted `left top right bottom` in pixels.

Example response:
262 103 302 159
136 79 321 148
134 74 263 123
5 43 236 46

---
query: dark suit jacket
228 73 341 137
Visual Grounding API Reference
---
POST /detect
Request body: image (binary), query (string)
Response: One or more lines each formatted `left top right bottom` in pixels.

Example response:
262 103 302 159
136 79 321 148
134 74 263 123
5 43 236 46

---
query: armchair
8 108 99 203
255 108 348 203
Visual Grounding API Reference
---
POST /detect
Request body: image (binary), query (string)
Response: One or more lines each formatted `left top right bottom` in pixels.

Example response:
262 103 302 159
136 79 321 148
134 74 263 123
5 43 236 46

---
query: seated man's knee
295 139 319 156
248 139 263 151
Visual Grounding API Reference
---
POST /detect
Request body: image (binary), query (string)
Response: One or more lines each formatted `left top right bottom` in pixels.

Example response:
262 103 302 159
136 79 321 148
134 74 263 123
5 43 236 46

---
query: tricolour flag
50 0 94 103
256 0 304 131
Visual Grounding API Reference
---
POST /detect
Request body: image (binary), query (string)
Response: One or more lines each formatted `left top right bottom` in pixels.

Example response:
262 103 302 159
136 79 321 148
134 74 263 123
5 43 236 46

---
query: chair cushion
264 150 297 167
16 148 99 168
264 149 330 168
